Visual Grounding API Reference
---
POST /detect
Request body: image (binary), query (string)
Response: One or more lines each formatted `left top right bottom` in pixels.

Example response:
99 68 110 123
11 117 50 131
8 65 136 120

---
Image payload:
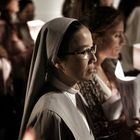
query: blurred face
6 0 19 13
100 0 113 6
99 21 125 60
19 3 35 22
60 27 97 82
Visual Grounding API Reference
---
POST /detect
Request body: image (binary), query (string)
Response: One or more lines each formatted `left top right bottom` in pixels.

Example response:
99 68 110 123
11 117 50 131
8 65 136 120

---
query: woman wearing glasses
19 17 97 140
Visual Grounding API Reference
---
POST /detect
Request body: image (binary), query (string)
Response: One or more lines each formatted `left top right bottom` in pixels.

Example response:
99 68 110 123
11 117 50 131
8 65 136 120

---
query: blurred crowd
0 0 35 139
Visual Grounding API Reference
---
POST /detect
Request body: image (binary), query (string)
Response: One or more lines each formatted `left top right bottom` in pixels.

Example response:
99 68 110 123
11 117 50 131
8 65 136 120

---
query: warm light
22 128 36 140
133 43 140 70
27 20 45 41
115 61 136 81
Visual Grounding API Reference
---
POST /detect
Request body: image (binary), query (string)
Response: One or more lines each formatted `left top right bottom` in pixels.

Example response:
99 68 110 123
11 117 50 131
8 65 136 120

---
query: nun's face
60 26 97 82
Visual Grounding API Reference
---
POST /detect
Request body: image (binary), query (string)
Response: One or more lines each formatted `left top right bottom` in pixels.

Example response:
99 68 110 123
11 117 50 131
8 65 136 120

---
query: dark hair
69 0 96 19
80 6 124 54
0 47 8 58
57 21 84 59
0 0 11 11
118 0 140 22
62 0 75 17
0 0 17 24
81 6 124 33
81 7 124 85
19 0 33 12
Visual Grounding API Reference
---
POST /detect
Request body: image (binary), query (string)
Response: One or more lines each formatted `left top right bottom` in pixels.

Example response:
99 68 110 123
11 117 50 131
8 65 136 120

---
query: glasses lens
63 44 97 59
80 45 97 59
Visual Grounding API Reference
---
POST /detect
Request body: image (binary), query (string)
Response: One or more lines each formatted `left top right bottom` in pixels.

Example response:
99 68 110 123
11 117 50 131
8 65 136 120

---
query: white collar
50 76 79 94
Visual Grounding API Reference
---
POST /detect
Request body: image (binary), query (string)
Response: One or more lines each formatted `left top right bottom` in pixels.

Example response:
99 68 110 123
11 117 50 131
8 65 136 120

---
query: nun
19 17 97 140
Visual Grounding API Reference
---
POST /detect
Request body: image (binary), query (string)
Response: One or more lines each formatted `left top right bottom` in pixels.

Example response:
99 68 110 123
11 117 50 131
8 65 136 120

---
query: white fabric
95 72 122 120
116 74 140 126
50 76 90 131
125 7 140 45
115 60 136 81
115 61 140 126
0 58 11 82
27 20 45 41
123 7 140 72
102 93 122 121
133 43 140 70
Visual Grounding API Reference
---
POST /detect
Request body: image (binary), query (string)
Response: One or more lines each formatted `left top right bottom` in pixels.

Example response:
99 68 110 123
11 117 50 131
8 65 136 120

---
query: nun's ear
54 57 66 71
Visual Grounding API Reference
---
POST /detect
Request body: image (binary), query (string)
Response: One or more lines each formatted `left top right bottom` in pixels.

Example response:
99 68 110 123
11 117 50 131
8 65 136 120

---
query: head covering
19 17 77 139
90 7 122 32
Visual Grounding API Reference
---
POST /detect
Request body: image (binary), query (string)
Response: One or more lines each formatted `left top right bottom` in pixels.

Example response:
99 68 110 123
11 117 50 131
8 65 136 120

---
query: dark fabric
0 94 20 140
76 93 94 133
79 78 126 140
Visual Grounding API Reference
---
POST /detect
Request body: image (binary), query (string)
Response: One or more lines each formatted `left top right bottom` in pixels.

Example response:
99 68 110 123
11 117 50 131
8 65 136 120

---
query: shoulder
32 92 69 116
35 92 62 108
28 92 64 123
27 103 63 133
127 7 140 24
132 7 140 15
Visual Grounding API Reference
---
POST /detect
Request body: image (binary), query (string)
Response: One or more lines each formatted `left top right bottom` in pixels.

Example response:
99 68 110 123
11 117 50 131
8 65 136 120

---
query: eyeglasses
65 44 97 60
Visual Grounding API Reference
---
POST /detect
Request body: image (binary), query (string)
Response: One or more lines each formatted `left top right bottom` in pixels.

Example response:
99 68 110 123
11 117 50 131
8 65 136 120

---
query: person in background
0 0 34 112
78 6 140 140
0 1 34 139
0 46 18 140
17 0 35 104
0 15 20 140
17 0 35 49
0 0 19 24
61 0 75 17
18 0 35 22
118 0 140 76
118 0 140 26
78 6 126 140
65 0 113 19
19 17 97 140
